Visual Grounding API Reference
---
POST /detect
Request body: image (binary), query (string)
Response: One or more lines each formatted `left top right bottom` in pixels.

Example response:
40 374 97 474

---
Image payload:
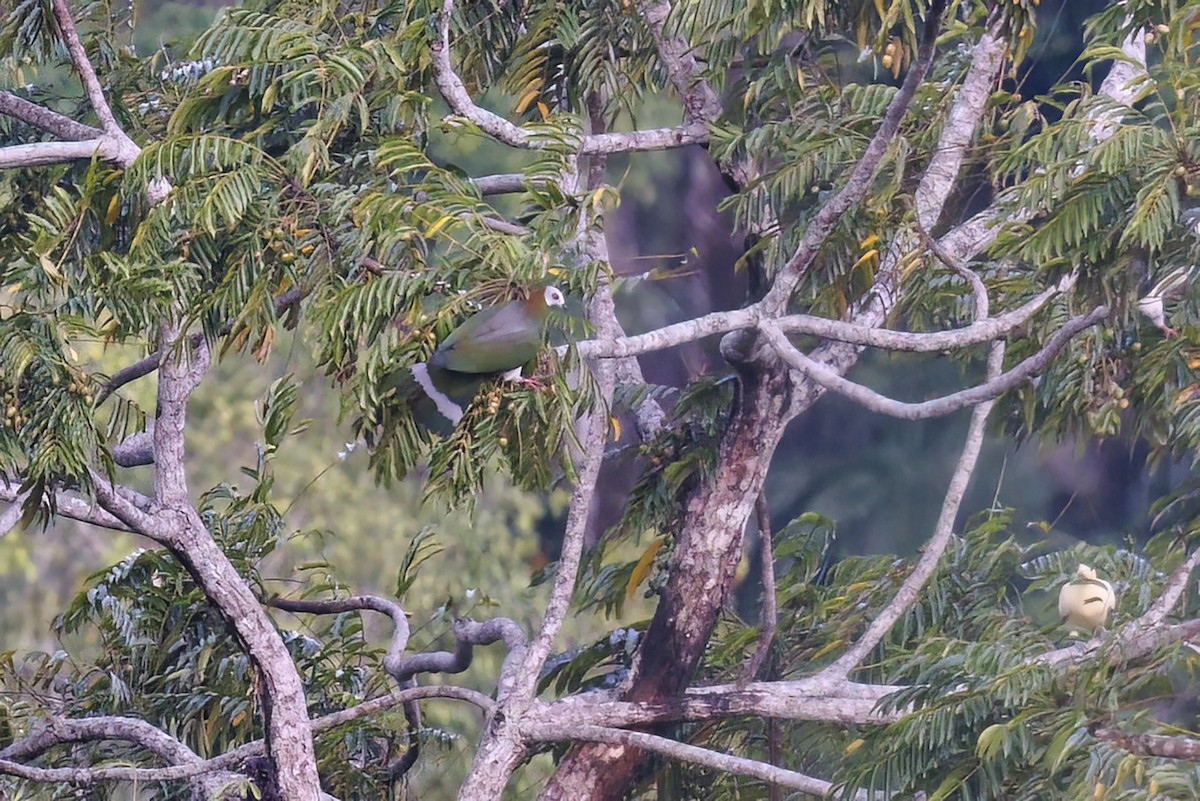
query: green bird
393 285 566 433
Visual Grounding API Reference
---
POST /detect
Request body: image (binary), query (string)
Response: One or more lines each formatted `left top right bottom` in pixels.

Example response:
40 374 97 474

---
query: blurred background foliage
0 0 1197 798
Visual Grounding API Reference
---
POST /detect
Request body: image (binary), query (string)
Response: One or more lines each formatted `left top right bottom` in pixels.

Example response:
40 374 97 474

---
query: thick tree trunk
541 347 796 799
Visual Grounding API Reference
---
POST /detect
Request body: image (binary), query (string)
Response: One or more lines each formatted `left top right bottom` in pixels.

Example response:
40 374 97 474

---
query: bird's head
1076 564 1097 581
543 285 566 308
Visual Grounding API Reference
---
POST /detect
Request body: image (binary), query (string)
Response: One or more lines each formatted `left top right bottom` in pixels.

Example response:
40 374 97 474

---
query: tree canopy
2 0 1200 799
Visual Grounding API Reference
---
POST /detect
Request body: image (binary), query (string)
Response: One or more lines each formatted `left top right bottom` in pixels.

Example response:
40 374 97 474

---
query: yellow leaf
424 214 455 238
626 537 664 600
515 86 541 115
610 415 622 440
537 101 550 120
845 737 866 755
261 80 278 112
852 248 879 270
105 194 121 226
809 638 846 661
859 233 880 248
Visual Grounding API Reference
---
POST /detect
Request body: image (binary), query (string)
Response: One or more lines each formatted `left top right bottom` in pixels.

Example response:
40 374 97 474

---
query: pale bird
1057 564 1116 636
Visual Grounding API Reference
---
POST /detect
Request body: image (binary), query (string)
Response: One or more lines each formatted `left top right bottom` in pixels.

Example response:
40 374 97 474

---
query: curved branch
0 715 245 797
269 595 411 679
575 278 1069 360
1 715 199 764
760 306 1108 421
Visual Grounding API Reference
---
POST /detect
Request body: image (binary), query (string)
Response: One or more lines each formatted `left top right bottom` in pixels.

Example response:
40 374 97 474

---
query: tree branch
636 0 722 125
527 677 904 730
269 595 411 679
1093 726 1200 761
915 22 1006 230
0 484 30 537
0 715 245 798
0 139 107 168
528 722 867 797
92 323 322 800
934 20 1148 267
760 306 1108 421
431 0 706 155
0 90 102 140
473 173 528 195
1140 548 1200 628
49 0 122 133
86 469 157 534
574 278 1071 360
152 322 209 507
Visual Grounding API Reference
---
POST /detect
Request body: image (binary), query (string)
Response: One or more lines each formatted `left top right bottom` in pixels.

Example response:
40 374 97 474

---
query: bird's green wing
430 300 543 374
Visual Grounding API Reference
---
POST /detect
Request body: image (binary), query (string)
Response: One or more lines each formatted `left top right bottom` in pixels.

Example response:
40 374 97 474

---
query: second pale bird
1057 564 1115 636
